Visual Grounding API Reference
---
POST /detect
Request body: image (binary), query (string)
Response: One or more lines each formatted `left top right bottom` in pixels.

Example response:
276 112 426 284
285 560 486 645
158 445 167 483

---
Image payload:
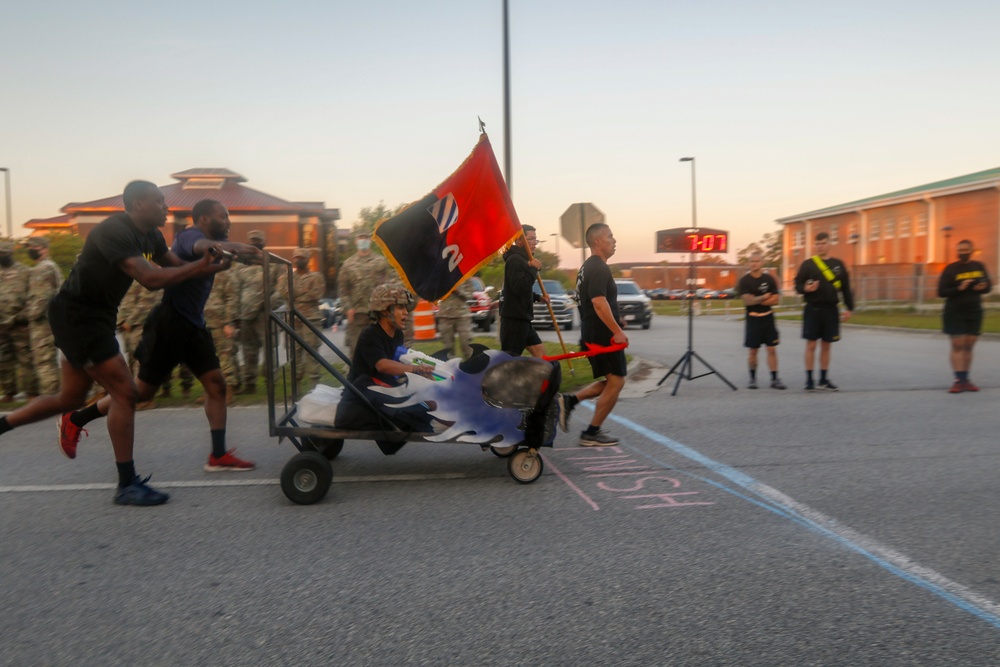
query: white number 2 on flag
442 244 464 272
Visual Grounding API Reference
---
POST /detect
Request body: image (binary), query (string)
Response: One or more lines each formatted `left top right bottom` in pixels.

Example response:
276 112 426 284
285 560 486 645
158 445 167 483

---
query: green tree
340 201 406 264
737 230 782 266
11 231 83 278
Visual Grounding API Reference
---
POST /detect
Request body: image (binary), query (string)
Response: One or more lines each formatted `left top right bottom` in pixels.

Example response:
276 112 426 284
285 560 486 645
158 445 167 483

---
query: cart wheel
490 445 518 458
280 451 333 505
304 436 344 460
508 448 544 484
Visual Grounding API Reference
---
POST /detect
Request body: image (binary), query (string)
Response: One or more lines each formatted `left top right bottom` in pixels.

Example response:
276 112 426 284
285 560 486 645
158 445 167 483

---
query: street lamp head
679 157 694 162
942 225 953 233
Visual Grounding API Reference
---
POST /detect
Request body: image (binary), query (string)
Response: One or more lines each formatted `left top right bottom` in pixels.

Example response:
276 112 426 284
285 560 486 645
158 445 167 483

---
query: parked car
718 288 737 299
531 279 576 330
648 288 670 300
467 276 499 332
615 279 653 329
318 297 345 328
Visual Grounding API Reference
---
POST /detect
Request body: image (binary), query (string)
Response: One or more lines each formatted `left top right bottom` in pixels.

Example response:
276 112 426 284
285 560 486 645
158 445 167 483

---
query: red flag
373 133 522 301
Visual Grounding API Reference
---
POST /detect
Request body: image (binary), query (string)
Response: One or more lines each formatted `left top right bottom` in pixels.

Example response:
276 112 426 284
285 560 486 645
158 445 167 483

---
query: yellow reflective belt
811 255 841 290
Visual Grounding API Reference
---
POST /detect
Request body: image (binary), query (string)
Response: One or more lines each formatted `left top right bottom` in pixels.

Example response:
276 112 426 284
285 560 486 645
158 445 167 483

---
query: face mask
958 252 972 262
295 259 309 271
251 242 265 251
0 256 12 268
28 249 42 260
356 239 371 251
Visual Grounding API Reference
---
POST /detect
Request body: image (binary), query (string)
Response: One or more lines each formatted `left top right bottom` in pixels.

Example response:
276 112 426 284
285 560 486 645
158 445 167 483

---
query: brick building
777 167 1000 301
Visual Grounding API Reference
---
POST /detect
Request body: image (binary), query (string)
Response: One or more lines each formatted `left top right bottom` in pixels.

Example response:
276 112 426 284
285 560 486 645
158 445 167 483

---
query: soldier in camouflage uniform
272 248 326 385
235 229 273 393
436 280 475 359
25 237 63 395
0 242 34 401
203 266 240 402
337 230 391 356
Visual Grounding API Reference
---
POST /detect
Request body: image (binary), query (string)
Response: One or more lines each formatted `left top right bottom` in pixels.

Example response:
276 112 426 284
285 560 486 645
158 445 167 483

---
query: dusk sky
2 0 999 266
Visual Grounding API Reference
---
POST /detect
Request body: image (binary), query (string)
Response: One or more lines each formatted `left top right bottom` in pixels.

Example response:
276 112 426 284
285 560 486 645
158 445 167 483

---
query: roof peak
170 168 246 187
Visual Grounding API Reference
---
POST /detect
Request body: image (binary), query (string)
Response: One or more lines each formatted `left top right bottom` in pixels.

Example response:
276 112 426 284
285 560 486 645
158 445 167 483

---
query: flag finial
478 116 486 133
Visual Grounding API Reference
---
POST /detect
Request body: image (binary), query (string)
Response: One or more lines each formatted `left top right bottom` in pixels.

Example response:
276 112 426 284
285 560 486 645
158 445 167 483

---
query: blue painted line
577 404 1000 630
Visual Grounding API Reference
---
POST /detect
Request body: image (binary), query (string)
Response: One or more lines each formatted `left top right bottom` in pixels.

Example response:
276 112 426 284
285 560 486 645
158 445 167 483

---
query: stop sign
560 203 604 249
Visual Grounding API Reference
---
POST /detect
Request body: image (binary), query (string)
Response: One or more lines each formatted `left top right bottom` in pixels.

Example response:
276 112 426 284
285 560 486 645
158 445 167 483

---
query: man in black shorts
60 199 261 471
556 223 628 447
738 251 785 389
938 239 992 393
794 231 853 391
499 225 548 357
0 181 226 506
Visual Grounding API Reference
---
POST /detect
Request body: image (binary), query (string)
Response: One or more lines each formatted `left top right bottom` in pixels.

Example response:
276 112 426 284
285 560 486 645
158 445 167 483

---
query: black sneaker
114 475 170 506
579 429 619 447
804 380 815 392
770 378 787 390
556 393 575 433
747 379 758 389
818 379 839 392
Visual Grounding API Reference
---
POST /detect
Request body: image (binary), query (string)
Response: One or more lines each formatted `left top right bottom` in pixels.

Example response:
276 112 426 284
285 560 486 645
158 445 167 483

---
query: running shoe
114 475 169 506
57 412 87 460
579 429 619 447
817 379 839 391
948 381 964 394
747 379 758 389
204 449 256 472
962 379 980 392
556 393 575 433
770 379 787 390
804 380 815 392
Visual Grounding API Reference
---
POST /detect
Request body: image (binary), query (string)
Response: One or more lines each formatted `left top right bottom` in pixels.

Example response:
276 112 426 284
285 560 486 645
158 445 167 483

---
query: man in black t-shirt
62 199 261 472
738 251 785 390
938 239 992 393
794 231 854 392
0 181 226 506
556 223 628 447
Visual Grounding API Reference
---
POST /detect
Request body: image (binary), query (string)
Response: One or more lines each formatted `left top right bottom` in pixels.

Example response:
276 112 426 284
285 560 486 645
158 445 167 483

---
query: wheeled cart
259 253 558 505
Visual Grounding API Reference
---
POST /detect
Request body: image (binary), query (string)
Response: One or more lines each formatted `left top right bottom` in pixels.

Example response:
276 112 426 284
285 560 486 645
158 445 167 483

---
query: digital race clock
655 227 729 254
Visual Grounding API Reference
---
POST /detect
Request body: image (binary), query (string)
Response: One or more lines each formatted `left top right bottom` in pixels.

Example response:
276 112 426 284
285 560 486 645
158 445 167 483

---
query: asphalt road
2 313 999 666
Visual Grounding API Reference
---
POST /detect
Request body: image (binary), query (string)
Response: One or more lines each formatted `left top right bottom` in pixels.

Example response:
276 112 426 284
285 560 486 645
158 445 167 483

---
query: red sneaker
962 379 980 392
57 412 87 459
947 381 964 394
204 448 256 472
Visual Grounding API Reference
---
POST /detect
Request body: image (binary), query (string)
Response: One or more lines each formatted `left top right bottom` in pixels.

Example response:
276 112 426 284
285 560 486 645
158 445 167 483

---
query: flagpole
502 0 512 192
520 233 574 374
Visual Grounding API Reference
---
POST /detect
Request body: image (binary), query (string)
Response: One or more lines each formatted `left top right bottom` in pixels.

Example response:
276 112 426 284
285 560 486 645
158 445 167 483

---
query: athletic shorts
136 302 219 386
47 295 120 368
942 305 983 336
586 343 627 379
500 318 542 356
801 303 840 342
744 313 780 349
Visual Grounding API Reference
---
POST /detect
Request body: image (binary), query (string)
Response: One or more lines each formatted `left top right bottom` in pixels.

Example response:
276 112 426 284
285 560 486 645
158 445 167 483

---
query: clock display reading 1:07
655 227 729 254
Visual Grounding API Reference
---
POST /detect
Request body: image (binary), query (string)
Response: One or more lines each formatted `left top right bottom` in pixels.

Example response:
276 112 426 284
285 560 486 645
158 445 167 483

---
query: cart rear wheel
304 436 344 460
490 445 518 458
281 452 333 505
508 448 544 484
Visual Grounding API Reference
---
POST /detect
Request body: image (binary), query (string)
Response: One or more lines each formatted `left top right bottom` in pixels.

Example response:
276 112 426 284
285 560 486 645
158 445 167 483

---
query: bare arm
591 296 628 346
119 252 223 291
375 358 434 378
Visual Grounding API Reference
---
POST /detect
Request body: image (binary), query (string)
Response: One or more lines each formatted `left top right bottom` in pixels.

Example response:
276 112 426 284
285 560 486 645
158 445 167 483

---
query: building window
869 220 880 241
884 218 895 239
916 213 928 236
900 216 911 238
793 230 804 248
830 225 839 244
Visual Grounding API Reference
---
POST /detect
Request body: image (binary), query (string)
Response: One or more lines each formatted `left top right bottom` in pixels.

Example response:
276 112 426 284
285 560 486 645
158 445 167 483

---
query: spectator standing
273 247 326 385
436 280 475 359
202 266 240 402
235 229 270 394
0 242 34 401
25 236 63 395
938 239 992 393
338 230 391 356
794 231 853 391
737 251 785 390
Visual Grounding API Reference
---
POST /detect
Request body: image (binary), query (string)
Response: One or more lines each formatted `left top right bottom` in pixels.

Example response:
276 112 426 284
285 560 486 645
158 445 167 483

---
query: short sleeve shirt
737 271 779 314
163 227 216 329
59 212 168 323
576 255 619 345
348 323 404 387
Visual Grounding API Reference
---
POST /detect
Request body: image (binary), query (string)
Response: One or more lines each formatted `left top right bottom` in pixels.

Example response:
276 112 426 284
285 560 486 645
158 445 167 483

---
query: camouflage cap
353 229 372 238
248 230 266 242
0 242 14 254
369 284 414 313
292 247 312 259
27 236 50 248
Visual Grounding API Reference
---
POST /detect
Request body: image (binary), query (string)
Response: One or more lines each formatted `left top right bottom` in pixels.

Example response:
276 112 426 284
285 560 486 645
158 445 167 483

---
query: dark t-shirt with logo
737 271 780 315
576 255 619 345
59 212 168 325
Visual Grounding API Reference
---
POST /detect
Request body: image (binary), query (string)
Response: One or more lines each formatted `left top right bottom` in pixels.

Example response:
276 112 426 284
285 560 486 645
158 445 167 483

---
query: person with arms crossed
794 231 853 391
499 225 548 358
0 181 227 505
59 199 261 473
938 239 991 393
556 223 628 447
738 251 786 390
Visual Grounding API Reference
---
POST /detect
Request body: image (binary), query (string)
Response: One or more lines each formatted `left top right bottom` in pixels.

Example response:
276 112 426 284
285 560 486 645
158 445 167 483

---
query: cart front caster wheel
304 436 344 460
490 445 518 458
508 448 544 484
281 451 333 505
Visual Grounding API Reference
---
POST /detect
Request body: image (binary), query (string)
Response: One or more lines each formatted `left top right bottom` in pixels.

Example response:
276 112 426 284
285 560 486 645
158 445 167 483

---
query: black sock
806 370 814 382
211 430 227 458
957 371 968 381
72 403 103 427
583 424 599 436
820 369 828 382
116 461 137 488
749 369 756 381
771 371 778 380
0 416 12 436
564 393 579 409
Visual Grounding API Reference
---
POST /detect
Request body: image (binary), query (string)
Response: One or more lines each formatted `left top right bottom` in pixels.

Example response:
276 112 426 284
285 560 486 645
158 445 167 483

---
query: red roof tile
63 180 317 214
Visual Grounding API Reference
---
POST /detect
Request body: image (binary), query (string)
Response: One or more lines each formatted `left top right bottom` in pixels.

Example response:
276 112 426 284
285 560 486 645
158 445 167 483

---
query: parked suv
467 276 498 332
615 279 653 329
531 279 576 330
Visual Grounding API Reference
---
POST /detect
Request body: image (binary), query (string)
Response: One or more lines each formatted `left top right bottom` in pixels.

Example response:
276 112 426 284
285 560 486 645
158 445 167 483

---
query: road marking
0 472 469 494
601 409 1000 630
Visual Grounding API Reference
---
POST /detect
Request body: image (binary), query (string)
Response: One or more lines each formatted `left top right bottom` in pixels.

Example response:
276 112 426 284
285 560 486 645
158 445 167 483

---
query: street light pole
680 157 696 229
0 168 10 238
549 232 559 259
